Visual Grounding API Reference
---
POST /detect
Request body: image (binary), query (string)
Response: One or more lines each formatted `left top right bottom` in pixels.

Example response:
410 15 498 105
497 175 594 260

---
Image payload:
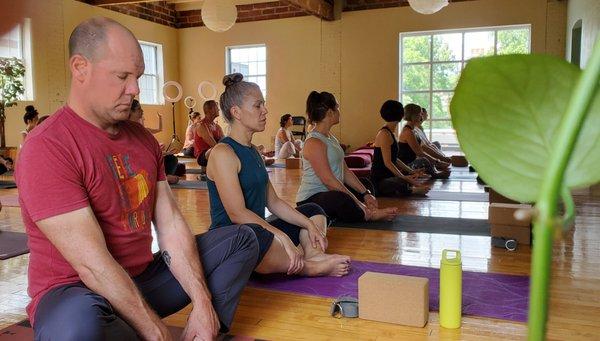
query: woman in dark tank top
371 100 430 197
397 103 451 179
206 73 351 278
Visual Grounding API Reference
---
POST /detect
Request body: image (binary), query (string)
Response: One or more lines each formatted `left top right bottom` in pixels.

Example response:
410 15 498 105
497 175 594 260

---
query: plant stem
528 40 600 340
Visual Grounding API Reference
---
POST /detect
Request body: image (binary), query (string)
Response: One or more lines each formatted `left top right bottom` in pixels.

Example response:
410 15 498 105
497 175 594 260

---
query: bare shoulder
211 142 236 158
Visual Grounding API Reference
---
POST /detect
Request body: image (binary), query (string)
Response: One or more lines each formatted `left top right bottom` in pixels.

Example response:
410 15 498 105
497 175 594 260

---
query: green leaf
451 54 600 203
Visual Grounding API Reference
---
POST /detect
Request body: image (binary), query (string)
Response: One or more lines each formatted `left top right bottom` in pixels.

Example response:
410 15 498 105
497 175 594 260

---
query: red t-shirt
15 106 166 324
193 120 224 158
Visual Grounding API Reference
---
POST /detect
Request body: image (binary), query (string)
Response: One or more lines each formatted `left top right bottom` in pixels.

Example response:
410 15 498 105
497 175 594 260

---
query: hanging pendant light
407 0 449 15
201 0 238 32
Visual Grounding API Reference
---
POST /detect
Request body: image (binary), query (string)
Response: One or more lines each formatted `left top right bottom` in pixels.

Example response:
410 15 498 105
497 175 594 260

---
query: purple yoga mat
248 260 529 322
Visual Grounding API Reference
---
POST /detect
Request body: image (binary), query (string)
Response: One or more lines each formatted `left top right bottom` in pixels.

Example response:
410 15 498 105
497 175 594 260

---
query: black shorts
241 203 326 263
197 150 209 167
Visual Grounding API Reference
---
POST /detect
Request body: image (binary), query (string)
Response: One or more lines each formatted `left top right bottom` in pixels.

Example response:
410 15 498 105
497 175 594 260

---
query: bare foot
303 254 351 277
368 207 398 221
166 175 179 185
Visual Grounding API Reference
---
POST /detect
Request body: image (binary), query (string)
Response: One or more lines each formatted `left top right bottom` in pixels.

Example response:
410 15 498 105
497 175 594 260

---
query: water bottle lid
441 249 462 266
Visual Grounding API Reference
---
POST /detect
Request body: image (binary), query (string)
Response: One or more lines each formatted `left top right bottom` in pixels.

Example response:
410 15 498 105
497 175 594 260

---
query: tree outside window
400 25 531 147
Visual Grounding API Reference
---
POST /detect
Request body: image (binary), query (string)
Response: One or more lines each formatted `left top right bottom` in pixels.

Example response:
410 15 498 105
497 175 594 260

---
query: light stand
165 101 182 153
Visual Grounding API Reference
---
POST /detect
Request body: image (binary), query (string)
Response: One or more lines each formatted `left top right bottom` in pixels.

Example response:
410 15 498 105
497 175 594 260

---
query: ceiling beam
87 0 154 5
282 0 334 21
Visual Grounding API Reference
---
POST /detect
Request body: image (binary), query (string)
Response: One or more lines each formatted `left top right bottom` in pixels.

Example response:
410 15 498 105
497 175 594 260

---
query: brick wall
91 0 474 29
99 1 178 28
177 1 308 29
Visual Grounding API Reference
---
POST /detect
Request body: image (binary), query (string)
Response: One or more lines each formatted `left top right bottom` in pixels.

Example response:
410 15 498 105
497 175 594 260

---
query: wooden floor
1 166 600 340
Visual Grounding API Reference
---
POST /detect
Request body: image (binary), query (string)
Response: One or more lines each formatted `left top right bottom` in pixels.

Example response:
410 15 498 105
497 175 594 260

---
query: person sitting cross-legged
371 100 430 197
296 91 399 223
397 103 450 179
194 100 224 174
16 17 260 341
275 114 303 159
207 73 351 278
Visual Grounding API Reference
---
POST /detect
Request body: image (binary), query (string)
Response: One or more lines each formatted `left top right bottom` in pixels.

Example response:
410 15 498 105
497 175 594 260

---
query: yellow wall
178 0 564 149
339 0 555 148
0 0 179 148
177 16 322 148
566 0 600 68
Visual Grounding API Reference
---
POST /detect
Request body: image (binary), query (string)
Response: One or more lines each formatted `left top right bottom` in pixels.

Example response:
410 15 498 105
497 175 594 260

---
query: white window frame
225 44 267 97
138 40 164 105
1 18 34 101
399 24 531 146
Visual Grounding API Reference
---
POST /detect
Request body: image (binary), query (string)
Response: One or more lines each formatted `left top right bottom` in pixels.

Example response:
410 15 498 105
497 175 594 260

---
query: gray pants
33 225 259 341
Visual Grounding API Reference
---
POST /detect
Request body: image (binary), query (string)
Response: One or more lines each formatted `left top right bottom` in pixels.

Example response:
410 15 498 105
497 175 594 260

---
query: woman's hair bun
223 73 244 87
25 105 37 113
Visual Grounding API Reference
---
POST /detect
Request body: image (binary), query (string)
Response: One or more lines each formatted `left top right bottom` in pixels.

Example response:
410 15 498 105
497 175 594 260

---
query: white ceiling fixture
201 0 238 32
407 0 449 15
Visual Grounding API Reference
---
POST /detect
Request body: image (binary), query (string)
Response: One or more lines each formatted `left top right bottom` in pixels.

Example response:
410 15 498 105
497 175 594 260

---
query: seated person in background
130 99 179 184
275 114 302 159
208 73 350 277
0 156 13 175
297 91 398 223
194 100 224 172
372 100 430 197
414 107 451 166
181 110 201 157
36 115 50 126
21 105 39 146
16 17 259 340
398 104 450 179
137 107 163 134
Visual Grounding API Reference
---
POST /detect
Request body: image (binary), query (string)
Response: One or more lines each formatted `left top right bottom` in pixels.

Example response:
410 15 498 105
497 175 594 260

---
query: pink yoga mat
0 194 19 207
248 260 529 322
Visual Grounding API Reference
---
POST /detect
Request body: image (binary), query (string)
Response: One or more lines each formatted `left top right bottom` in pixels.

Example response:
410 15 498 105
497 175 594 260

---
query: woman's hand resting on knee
306 222 328 251
275 232 305 275
364 194 378 210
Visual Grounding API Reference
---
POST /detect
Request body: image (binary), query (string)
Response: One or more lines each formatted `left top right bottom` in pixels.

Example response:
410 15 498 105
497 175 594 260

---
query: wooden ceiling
85 0 335 21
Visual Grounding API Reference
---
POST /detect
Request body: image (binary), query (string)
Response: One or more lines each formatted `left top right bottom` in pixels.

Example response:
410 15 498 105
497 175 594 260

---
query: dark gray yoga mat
0 231 29 260
412 190 489 202
185 168 203 174
0 180 17 189
331 215 490 236
169 180 208 190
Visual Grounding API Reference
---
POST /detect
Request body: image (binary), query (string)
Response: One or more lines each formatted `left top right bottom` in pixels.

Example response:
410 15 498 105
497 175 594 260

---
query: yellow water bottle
439 249 462 329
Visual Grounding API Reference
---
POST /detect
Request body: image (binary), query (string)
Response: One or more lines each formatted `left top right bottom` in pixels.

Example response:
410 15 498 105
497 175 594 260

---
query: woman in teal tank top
297 91 399 223
206 73 351 277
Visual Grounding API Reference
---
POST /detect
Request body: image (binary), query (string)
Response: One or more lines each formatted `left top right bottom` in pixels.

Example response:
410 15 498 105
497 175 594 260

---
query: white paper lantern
202 0 238 32
408 0 449 15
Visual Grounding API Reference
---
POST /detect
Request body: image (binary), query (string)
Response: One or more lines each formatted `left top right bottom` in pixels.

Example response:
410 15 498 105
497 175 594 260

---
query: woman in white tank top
274 114 302 159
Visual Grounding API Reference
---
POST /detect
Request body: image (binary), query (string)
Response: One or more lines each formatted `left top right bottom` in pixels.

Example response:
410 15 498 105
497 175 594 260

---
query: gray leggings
33 225 259 341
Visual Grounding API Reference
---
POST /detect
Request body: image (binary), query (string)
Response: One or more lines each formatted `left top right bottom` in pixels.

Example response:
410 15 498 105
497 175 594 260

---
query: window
0 19 33 100
399 25 531 147
139 41 164 105
226 45 267 97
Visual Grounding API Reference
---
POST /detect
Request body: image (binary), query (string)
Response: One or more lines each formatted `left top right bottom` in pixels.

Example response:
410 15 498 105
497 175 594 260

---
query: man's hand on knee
181 304 221 341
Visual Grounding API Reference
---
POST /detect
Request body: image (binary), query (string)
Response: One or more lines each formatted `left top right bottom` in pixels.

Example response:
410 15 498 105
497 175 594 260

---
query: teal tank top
207 137 268 229
296 131 345 203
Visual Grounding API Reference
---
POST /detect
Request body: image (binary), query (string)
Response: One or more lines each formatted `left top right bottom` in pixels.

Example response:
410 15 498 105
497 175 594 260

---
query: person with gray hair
397 103 451 178
16 17 259 340
207 73 352 278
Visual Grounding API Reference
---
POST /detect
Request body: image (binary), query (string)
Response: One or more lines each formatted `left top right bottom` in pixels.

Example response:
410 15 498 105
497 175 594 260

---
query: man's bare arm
152 181 220 339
